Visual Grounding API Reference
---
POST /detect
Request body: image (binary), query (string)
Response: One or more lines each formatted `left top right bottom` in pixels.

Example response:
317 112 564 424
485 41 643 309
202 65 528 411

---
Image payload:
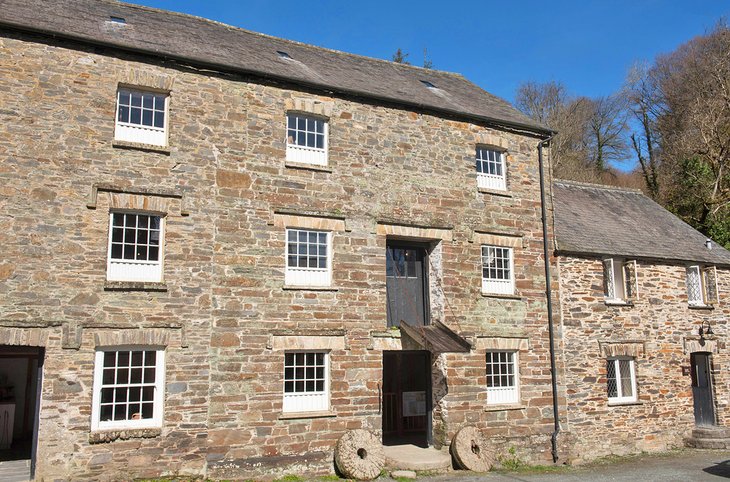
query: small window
486 351 519 405
283 351 329 413
91 347 165 430
606 357 637 403
687 265 718 307
286 113 328 166
107 212 164 283
285 228 331 287
476 147 506 191
115 88 169 146
603 258 638 303
481 245 514 295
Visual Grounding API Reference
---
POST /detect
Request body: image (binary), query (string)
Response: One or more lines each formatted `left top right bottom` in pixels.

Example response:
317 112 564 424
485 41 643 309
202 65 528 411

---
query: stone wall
0 30 559 479
557 255 730 463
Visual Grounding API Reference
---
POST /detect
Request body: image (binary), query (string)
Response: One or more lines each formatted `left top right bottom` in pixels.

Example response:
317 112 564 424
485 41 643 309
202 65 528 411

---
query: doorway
386 242 429 328
382 350 431 447
691 352 716 426
0 345 44 480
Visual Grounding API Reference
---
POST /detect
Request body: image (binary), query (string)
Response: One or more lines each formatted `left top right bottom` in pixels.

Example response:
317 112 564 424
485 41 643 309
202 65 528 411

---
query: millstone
450 426 495 472
334 429 385 480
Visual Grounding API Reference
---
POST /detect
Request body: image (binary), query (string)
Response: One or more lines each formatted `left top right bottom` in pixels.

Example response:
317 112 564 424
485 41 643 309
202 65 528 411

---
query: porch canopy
399 320 471 354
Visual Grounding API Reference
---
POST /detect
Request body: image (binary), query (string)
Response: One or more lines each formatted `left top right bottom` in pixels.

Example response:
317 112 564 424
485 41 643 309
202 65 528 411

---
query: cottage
554 180 730 462
0 0 562 479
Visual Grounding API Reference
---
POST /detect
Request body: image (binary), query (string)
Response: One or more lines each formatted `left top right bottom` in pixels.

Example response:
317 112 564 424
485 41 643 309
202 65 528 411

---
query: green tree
391 48 410 65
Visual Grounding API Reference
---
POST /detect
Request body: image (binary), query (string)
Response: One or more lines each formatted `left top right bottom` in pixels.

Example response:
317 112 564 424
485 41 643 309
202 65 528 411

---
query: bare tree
582 94 629 172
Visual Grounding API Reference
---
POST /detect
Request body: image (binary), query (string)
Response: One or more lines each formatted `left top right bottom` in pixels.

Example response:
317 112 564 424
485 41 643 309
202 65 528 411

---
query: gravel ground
422 449 730 481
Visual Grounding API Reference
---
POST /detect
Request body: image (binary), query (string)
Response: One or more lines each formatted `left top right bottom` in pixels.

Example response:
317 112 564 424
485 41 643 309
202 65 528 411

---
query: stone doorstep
685 437 730 449
384 444 452 472
691 426 730 439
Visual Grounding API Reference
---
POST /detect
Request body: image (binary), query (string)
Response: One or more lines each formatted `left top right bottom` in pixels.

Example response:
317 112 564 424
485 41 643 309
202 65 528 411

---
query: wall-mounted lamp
699 320 714 340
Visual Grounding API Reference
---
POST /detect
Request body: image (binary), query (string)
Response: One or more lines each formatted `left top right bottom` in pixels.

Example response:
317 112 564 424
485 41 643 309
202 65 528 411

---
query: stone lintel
475 336 529 351
285 97 333 118
94 329 170 348
271 334 345 351
475 133 507 149
599 340 645 358
0 327 50 347
272 211 346 231
87 183 188 216
683 336 719 354
376 222 453 242
471 231 523 248
119 69 175 92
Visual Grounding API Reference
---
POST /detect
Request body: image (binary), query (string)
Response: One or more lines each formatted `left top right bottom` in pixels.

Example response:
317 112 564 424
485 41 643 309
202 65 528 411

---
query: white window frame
286 113 328 166
606 357 637 404
476 146 506 191
603 258 637 303
285 228 332 287
91 346 166 431
481 245 515 295
282 351 330 413
106 212 165 283
114 88 169 147
687 265 718 307
486 351 520 405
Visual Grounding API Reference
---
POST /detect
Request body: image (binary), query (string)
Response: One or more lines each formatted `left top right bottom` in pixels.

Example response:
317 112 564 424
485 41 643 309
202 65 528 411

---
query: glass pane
307 132 315 147
114 386 128 403
148 247 159 261
128 403 141 420
316 380 324 391
142 386 155 402
117 368 129 384
101 387 114 403
130 107 141 124
295 380 304 392
114 404 126 421
141 402 153 419
129 387 141 402
145 351 156 365
142 109 153 126
118 351 129 366
136 245 148 260
143 367 156 383
285 353 294 366
154 111 165 128
298 231 307 242
154 95 166 110
315 120 323 133
123 244 135 260
606 360 617 398
137 230 148 244
118 105 129 123
130 93 142 107
130 368 143 384
102 369 115 385
111 244 123 259
318 257 326 268
118 91 130 106
142 95 153 109
284 381 294 393
100 404 113 421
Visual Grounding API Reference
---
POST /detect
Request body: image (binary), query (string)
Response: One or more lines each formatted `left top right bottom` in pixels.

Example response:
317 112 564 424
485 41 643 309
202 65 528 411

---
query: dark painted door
382 351 431 447
691 352 716 426
386 244 428 327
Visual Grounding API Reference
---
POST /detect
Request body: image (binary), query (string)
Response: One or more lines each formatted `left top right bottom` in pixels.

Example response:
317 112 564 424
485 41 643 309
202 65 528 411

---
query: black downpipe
538 135 560 463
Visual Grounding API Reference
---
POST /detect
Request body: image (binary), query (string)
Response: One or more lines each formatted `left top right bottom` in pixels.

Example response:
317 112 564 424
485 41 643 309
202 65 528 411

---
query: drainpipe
537 134 560 463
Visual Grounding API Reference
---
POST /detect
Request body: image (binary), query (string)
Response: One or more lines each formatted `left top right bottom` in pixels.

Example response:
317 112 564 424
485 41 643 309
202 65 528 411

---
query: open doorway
0 345 44 478
382 350 431 447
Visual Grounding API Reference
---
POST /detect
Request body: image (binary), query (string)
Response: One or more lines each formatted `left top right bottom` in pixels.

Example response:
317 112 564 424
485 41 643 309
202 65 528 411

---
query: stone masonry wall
558 256 730 463
0 30 560 479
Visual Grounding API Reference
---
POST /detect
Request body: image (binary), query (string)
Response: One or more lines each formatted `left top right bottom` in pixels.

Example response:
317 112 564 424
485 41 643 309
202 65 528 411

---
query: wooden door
691 352 716 426
386 244 428 327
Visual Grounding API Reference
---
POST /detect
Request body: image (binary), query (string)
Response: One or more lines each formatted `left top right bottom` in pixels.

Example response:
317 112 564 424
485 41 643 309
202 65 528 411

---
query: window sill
279 410 336 420
282 285 339 291
89 427 162 444
689 304 715 310
478 188 512 198
284 161 332 173
104 281 168 292
481 292 524 301
607 400 642 407
605 299 634 307
112 139 171 154
484 404 525 412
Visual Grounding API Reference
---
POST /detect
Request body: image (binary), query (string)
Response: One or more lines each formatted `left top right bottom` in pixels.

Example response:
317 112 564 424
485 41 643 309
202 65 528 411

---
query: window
286 113 328 166
283 352 329 413
91 347 165 430
115 89 168 146
687 265 719 307
107 212 164 283
603 258 638 303
481 245 514 295
285 229 331 287
486 351 519 405
606 357 637 403
476 147 506 191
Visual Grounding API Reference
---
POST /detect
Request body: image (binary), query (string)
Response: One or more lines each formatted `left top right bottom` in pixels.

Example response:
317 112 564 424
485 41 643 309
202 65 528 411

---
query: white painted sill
484 404 525 412
607 400 642 407
285 161 333 173
112 139 171 154
279 410 336 420
282 285 339 291
481 292 524 301
477 187 513 198
604 299 634 307
689 304 715 310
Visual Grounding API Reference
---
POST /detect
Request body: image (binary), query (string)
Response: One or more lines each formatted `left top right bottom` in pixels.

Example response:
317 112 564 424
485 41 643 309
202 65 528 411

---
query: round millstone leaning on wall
450 426 496 472
334 429 385 480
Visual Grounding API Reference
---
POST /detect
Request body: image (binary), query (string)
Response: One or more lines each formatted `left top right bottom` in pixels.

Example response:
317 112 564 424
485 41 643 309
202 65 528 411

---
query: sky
132 1 729 169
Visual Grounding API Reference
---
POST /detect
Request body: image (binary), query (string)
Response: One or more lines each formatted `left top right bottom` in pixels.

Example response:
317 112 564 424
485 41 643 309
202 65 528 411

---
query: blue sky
133 1 728 169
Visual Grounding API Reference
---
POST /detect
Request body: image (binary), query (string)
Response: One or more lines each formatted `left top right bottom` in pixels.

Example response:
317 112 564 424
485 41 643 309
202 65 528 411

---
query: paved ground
0 459 30 482
423 449 730 481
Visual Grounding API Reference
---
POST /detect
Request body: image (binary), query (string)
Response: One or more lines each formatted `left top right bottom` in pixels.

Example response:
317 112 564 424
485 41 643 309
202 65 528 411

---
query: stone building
0 0 562 479
553 180 730 462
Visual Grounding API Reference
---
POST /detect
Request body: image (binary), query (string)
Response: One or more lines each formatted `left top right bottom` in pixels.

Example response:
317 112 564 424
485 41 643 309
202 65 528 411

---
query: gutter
538 134 560 463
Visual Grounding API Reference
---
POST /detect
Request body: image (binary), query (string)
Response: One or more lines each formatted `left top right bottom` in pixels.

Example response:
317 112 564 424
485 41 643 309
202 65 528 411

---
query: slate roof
553 180 730 266
0 0 550 134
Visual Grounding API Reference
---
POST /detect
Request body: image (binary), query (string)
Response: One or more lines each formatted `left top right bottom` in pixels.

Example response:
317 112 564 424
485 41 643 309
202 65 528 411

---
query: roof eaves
555 248 730 269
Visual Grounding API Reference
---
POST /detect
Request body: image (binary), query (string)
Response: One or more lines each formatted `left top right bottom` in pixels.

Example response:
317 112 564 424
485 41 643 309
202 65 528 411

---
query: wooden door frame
385 240 431 327
690 351 716 426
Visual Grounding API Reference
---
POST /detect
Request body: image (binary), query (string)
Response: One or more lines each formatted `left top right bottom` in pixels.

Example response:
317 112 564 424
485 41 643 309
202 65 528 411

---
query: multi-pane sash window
606 357 637 403
687 265 719 307
286 114 328 166
486 351 519 405
603 258 638 303
476 147 506 191
481 245 514 295
107 212 164 282
115 89 168 146
283 352 329 413
91 347 165 430
285 229 331 287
